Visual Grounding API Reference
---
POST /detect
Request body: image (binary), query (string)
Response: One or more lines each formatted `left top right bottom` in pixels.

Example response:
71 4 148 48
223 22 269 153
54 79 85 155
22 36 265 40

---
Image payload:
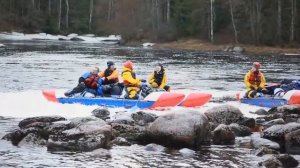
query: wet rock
251 133 280 150
262 122 300 143
0 116 5 120
285 129 300 154
229 123 252 137
44 120 72 135
47 119 112 152
110 111 134 125
147 109 211 148
266 105 300 123
263 118 285 128
212 124 235 145
144 143 165 152
68 116 102 128
277 154 299 168
131 111 158 126
70 37 84 41
255 147 279 156
111 137 131 146
258 157 282 168
2 129 27 146
18 116 66 129
91 108 110 120
87 148 111 158
111 123 146 142
233 46 244 53
238 117 256 129
19 133 47 146
204 105 243 125
179 148 196 158
255 109 269 115
269 105 300 114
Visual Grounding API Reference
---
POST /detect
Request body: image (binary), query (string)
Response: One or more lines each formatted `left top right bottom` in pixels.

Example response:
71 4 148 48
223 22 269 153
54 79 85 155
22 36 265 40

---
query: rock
262 122 300 143
147 109 211 148
229 123 252 137
0 116 5 120
111 123 146 142
70 37 84 41
269 105 300 114
179 148 196 158
277 154 299 168
44 120 72 135
223 46 233 52
266 105 300 123
258 157 282 168
110 111 134 125
204 105 243 125
233 46 244 53
68 116 103 128
251 133 280 150
212 124 235 145
285 129 300 154
111 137 131 146
91 108 110 120
19 133 47 146
238 117 256 129
255 147 279 156
263 118 285 128
86 148 111 158
131 111 158 126
47 119 112 152
18 116 66 129
144 143 165 152
2 129 27 146
255 109 269 115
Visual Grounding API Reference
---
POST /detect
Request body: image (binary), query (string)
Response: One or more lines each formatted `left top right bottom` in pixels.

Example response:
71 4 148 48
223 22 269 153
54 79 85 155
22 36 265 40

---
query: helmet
253 62 261 69
107 61 114 67
124 60 133 69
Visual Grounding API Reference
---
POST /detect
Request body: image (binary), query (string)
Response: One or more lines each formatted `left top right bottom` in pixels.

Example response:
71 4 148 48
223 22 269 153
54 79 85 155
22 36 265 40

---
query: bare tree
166 0 170 24
210 0 214 43
277 0 282 44
58 0 62 30
65 0 69 29
48 0 51 16
32 0 35 9
107 0 113 21
290 0 296 42
229 0 238 44
89 0 94 32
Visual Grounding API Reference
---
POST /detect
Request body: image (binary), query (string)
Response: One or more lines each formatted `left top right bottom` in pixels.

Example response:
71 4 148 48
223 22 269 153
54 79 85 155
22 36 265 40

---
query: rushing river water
0 40 300 167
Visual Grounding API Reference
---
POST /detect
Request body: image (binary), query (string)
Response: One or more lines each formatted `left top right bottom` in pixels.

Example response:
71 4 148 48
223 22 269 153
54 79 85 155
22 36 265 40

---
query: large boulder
263 118 285 128
91 108 110 120
251 133 280 150
146 110 211 148
255 147 279 156
269 105 300 114
212 124 235 145
262 122 300 144
47 119 112 152
144 143 165 152
277 154 299 168
131 111 158 126
110 111 134 125
18 133 47 146
229 123 252 137
110 137 131 146
204 105 243 125
18 116 66 129
285 129 300 154
2 129 27 146
111 123 146 142
266 105 300 123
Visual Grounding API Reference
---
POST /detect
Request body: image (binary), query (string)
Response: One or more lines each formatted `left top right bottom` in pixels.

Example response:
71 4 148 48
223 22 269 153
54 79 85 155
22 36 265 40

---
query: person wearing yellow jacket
148 63 170 91
121 60 142 99
244 62 268 98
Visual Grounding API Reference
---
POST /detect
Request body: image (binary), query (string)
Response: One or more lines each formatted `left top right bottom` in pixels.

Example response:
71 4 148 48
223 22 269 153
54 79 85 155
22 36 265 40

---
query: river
0 40 299 167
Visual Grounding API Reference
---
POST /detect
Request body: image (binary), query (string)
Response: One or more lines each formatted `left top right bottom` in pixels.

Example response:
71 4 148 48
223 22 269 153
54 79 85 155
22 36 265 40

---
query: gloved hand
151 82 158 88
250 85 255 90
257 87 263 92
141 79 146 83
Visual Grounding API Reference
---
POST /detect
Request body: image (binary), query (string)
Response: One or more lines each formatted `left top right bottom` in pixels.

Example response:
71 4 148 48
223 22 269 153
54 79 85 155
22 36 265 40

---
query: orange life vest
248 71 262 86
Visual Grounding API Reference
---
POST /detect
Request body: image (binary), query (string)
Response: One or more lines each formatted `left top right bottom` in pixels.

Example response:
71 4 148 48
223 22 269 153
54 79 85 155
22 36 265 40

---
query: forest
0 0 299 47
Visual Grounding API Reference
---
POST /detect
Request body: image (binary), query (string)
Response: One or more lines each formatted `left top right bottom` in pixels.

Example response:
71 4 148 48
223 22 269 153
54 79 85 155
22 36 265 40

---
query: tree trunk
255 0 262 44
229 0 238 44
166 0 170 24
107 0 112 21
58 0 61 30
32 0 35 9
48 0 51 16
277 0 282 44
290 0 295 42
151 0 156 32
89 0 94 32
210 0 214 43
65 0 69 29
155 0 160 31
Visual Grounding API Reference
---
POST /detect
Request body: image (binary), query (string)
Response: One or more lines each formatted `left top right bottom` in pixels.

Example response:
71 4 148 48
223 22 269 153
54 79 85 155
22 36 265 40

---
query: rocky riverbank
2 104 300 167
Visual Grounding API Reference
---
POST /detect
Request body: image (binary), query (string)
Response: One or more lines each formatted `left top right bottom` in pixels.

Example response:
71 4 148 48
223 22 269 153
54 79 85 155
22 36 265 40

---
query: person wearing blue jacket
64 67 102 97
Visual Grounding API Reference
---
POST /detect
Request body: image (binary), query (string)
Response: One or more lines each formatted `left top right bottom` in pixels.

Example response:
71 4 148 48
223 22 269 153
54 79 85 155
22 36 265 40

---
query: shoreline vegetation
154 39 300 55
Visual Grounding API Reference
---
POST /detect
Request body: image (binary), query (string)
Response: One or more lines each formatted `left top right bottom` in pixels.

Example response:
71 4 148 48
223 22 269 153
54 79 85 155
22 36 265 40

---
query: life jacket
122 70 136 86
84 74 100 89
154 71 164 86
248 71 262 86
103 68 119 85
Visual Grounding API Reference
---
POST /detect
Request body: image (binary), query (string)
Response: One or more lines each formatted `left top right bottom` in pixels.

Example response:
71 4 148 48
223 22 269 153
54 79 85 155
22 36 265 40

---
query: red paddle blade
42 90 58 102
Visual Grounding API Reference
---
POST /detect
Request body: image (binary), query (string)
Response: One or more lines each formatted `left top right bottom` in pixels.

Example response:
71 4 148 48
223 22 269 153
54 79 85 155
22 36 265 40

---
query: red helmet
124 60 133 69
253 62 261 69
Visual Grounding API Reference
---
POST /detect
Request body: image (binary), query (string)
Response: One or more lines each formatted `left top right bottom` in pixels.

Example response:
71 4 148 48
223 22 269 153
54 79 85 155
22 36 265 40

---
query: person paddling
64 67 101 97
244 62 268 98
148 63 170 91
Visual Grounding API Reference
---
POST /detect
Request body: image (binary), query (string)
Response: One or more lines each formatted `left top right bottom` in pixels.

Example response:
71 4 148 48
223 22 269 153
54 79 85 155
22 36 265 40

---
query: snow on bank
0 32 121 44
0 43 5 47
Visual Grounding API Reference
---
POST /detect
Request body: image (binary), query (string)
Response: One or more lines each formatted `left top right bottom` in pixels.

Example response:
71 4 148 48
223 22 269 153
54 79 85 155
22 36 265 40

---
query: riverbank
155 39 300 55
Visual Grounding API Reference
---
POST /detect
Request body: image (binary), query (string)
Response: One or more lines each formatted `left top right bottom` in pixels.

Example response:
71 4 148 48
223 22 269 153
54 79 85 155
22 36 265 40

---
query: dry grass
156 39 300 55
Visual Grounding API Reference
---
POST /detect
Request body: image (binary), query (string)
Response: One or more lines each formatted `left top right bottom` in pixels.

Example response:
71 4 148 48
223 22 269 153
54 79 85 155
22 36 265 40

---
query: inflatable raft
42 90 212 109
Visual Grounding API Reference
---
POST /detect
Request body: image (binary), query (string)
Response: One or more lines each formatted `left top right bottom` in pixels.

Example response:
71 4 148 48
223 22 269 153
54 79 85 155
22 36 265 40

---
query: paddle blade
42 90 58 102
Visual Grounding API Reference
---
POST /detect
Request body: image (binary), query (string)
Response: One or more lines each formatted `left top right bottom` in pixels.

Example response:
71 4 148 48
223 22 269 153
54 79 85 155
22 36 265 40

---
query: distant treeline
0 0 299 46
